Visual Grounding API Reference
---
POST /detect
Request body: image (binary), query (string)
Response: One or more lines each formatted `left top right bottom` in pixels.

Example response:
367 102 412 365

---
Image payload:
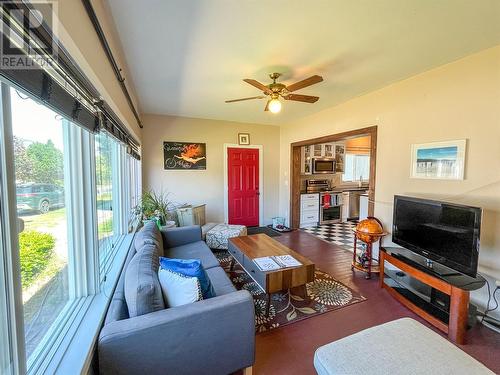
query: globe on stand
351 217 388 279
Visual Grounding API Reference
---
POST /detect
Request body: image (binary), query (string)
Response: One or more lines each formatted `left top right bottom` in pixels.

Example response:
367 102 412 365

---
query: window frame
342 153 370 183
0 80 141 375
0 82 26 375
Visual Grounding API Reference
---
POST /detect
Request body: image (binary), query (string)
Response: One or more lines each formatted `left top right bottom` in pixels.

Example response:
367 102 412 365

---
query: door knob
256 192 260 196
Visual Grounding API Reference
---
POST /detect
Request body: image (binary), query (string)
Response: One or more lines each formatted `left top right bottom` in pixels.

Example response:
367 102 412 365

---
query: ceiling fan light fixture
268 98 282 113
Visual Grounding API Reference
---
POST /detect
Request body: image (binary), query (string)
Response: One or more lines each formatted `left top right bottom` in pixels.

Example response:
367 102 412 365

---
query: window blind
0 1 140 159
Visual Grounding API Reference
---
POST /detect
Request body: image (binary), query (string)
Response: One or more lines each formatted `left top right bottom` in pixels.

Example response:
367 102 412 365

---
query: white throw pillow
158 268 202 307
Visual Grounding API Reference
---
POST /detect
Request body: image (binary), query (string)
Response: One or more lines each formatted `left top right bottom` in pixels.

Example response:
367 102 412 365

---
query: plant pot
163 220 176 229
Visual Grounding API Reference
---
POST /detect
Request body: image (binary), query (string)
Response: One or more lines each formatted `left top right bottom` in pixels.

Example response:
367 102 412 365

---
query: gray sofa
98 223 255 375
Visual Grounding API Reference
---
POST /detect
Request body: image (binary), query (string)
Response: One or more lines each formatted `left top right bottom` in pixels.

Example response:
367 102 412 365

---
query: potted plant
135 190 176 228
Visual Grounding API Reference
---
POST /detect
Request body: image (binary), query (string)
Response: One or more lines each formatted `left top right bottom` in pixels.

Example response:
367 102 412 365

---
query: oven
312 158 335 174
320 192 342 224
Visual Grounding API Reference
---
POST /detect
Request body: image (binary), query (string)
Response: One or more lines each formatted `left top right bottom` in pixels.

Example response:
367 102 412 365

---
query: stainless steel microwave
312 158 336 174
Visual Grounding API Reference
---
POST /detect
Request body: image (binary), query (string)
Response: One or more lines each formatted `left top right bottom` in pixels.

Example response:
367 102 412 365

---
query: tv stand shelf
380 247 486 345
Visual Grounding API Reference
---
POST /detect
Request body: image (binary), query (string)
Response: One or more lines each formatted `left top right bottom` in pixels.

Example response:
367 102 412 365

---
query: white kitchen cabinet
341 192 349 222
334 143 345 172
300 193 319 227
301 145 312 175
313 144 323 157
300 142 346 175
323 143 335 157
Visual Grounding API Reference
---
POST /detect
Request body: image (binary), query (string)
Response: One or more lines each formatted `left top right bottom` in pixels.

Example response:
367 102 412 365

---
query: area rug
214 250 366 333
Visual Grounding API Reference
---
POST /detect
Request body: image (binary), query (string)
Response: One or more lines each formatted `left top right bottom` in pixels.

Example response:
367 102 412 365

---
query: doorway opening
289 126 377 229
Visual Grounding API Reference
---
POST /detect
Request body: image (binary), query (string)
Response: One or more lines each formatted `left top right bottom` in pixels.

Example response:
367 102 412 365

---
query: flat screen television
392 195 481 278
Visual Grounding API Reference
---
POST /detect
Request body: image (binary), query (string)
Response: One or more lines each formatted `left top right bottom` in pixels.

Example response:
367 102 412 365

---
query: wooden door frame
290 126 378 229
223 144 264 226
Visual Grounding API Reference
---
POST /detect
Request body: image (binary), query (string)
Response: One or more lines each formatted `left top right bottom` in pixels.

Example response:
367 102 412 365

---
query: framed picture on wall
163 142 206 170
238 133 250 145
410 139 466 180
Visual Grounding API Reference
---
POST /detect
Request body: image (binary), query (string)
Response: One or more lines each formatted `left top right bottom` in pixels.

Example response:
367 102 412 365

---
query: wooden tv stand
379 247 486 345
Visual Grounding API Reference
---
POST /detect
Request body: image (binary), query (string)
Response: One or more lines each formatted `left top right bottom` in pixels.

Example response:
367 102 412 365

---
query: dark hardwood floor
254 230 500 374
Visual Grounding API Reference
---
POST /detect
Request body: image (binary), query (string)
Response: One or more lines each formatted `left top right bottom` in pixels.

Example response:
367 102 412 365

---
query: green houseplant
135 190 176 228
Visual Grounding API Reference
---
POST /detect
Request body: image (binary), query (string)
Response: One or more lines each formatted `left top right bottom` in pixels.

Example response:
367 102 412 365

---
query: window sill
41 233 134 375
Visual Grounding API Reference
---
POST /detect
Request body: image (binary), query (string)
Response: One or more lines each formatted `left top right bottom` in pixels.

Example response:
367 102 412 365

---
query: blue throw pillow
159 257 215 299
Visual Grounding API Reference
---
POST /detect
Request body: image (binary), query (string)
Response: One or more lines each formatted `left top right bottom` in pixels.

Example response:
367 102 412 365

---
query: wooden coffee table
228 234 315 315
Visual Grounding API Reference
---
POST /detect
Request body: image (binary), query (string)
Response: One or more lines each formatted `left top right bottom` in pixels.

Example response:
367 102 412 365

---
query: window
95 132 115 275
0 5 142 370
127 154 142 232
95 133 129 280
0 83 141 374
0 220 15 374
10 89 71 362
342 154 370 182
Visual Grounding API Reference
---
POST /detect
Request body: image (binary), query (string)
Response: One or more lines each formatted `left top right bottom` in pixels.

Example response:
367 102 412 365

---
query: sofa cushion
159 257 215 299
158 268 202 307
134 221 164 255
206 267 237 296
124 243 165 317
165 241 220 269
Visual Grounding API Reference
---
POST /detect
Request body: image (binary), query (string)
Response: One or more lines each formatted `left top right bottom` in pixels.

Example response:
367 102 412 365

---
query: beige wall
44 0 141 140
280 45 500 315
142 115 280 224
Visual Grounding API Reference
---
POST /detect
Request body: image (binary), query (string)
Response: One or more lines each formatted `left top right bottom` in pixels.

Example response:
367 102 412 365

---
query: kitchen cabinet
301 145 312 175
300 142 345 175
334 143 345 173
323 143 334 157
341 192 349 222
313 144 323 157
300 193 319 227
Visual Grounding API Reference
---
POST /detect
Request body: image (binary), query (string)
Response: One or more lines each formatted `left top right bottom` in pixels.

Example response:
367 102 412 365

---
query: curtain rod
81 0 143 129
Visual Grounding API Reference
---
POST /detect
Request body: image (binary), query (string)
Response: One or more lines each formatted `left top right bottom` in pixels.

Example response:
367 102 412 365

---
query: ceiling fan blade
286 75 323 92
284 94 319 103
243 79 272 94
264 101 270 111
225 95 266 103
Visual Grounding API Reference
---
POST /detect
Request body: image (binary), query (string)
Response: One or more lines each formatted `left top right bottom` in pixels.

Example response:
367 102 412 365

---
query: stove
305 179 331 193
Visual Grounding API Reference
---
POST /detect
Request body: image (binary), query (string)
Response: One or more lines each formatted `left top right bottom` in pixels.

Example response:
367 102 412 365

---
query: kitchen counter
300 187 368 194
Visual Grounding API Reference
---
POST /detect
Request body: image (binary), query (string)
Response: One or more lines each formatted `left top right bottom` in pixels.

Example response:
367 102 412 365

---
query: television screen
392 195 481 277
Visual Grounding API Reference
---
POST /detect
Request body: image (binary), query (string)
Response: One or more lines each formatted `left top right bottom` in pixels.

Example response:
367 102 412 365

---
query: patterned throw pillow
158 268 202 307
159 257 215 299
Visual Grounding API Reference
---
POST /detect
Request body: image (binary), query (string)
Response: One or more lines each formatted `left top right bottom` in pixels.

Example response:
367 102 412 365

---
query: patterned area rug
214 250 366 333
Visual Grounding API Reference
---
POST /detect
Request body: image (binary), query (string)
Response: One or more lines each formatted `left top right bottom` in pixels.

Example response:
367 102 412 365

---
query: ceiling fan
225 72 323 113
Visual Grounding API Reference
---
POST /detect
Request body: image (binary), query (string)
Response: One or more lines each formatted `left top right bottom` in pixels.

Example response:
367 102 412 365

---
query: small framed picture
238 133 250 145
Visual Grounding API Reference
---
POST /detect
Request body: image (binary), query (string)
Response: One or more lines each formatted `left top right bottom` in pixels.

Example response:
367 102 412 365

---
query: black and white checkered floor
301 221 358 252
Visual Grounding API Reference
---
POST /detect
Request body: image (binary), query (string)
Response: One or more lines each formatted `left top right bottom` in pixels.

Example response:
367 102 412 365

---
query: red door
228 148 259 226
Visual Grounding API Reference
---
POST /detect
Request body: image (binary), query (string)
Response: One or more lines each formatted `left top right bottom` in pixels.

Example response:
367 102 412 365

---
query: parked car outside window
16 183 65 214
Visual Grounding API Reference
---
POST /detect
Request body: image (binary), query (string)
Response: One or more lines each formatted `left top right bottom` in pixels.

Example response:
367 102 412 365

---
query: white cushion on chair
314 318 494 375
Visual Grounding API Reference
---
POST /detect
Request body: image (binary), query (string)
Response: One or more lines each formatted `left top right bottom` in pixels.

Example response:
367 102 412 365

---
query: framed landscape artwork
410 140 466 180
163 142 206 170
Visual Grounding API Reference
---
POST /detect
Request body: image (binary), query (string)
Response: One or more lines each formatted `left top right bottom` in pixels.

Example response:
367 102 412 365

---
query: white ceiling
106 0 500 126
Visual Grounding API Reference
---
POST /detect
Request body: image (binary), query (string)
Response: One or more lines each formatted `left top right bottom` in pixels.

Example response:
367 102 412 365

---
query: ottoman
314 318 494 375
205 223 247 250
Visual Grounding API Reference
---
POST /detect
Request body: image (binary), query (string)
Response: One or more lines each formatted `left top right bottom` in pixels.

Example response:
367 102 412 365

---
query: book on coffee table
273 255 302 268
253 257 281 271
253 255 302 271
